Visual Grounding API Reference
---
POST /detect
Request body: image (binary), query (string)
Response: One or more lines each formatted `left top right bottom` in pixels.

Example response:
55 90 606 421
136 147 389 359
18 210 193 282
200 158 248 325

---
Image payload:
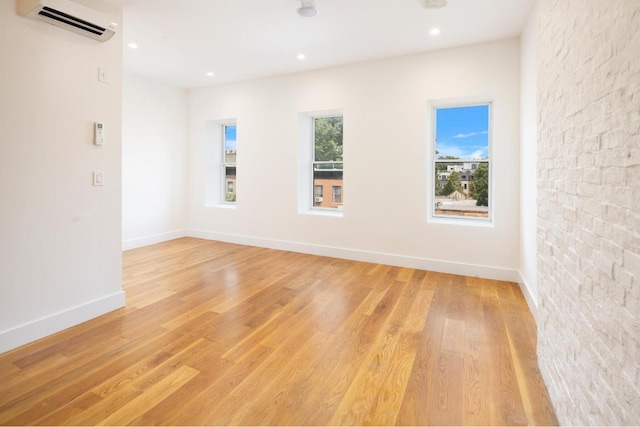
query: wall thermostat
94 122 104 146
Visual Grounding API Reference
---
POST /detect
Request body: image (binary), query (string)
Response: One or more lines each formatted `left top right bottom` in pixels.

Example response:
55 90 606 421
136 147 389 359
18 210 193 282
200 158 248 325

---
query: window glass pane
332 186 342 203
224 126 236 163
314 165 342 208
223 124 237 204
224 125 237 151
225 166 236 202
314 117 343 161
313 116 343 210
434 105 489 219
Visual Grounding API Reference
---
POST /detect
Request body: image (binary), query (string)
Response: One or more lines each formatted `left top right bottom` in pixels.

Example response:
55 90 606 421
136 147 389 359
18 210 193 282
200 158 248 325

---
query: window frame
222 124 237 205
311 115 344 211
428 100 493 225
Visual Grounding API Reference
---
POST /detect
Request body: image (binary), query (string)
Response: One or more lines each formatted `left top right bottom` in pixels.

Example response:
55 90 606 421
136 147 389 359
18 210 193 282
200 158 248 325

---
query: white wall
519 2 539 311
122 73 188 250
0 0 124 353
188 39 522 280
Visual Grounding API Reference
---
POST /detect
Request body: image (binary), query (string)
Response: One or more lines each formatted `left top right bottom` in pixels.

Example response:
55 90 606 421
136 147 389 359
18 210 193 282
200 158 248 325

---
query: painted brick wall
537 0 640 424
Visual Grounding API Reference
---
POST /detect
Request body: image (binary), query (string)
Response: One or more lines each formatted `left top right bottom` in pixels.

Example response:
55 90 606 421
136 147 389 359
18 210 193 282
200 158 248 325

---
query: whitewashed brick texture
537 0 640 424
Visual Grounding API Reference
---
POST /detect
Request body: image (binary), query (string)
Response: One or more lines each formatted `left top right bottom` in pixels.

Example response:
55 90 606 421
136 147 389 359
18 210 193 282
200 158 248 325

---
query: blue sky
225 125 237 150
435 105 489 159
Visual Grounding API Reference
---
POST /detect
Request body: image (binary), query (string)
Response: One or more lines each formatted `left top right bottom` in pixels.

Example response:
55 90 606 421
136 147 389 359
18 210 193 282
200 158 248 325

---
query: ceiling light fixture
430 27 441 35
297 54 306 60
127 42 138 49
206 72 215 77
297 0 317 17
420 0 447 8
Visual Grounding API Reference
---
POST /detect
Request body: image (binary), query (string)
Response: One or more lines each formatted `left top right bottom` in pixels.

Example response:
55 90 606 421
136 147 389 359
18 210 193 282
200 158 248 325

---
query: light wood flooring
0 237 558 425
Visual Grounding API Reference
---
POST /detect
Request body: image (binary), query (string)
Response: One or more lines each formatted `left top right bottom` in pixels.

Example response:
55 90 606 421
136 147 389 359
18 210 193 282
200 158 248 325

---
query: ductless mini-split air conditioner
17 0 117 42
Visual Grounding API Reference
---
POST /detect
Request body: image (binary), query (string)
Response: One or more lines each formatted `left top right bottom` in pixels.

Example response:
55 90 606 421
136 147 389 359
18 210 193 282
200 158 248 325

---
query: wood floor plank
90 350 173 398
461 278 491 426
96 365 199 426
482 279 529 426
33 390 104 426
0 361 21 383
297 278 409 425
426 274 466 426
0 334 130 410
328 287 411 425
0 238 558 426
231 330 334 425
395 272 452 426
135 344 273 425
502 284 558 425
1 334 149 424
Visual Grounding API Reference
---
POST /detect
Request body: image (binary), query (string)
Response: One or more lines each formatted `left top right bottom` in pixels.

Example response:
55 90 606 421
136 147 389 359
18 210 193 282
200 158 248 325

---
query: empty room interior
0 0 639 425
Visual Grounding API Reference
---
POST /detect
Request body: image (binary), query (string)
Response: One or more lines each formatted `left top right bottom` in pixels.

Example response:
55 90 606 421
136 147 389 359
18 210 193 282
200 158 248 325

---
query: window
332 186 342 203
223 124 237 203
314 185 324 206
313 116 343 209
433 104 490 220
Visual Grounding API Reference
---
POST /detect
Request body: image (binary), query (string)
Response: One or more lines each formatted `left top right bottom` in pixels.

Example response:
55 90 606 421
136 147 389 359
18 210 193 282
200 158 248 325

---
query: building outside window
223 124 237 203
433 104 490 219
313 116 343 209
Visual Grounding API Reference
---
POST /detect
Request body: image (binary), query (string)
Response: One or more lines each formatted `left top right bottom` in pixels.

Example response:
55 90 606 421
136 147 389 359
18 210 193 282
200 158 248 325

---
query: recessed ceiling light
206 72 215 77
297 54 306 60
127 42 138 49
430 27 441 36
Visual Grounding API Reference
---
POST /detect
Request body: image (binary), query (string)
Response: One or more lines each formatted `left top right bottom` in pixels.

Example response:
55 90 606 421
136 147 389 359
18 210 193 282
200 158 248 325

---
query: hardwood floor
0 238 558 425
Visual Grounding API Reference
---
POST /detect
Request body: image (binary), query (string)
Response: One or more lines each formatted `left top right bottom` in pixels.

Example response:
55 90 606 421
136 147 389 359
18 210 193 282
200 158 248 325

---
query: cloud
436 143 467 158
453 130 488 139
470 150 487 159
436 142 487 160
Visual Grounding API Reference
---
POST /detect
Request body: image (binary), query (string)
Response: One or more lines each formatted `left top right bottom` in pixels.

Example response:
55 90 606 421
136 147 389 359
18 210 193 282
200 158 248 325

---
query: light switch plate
98 67 109 83
93 171 104 186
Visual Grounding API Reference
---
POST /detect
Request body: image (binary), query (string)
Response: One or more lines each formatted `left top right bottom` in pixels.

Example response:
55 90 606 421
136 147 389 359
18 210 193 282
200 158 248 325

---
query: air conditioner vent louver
18 0 117 42
39 6 107 36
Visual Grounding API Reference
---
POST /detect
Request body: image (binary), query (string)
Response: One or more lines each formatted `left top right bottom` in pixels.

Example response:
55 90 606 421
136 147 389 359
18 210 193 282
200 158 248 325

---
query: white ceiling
119 0 534 88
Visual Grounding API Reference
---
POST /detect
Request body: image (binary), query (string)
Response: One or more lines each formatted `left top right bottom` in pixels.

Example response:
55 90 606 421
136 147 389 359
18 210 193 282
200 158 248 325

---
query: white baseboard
0 291 126 354
188 229 520 283
122 230 188 251
517 271 539 318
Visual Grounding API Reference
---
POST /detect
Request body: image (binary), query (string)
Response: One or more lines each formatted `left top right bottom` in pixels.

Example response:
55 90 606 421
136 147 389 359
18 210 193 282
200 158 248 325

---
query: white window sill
206 203 237 210
429 215 493 227
300 209 343 218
